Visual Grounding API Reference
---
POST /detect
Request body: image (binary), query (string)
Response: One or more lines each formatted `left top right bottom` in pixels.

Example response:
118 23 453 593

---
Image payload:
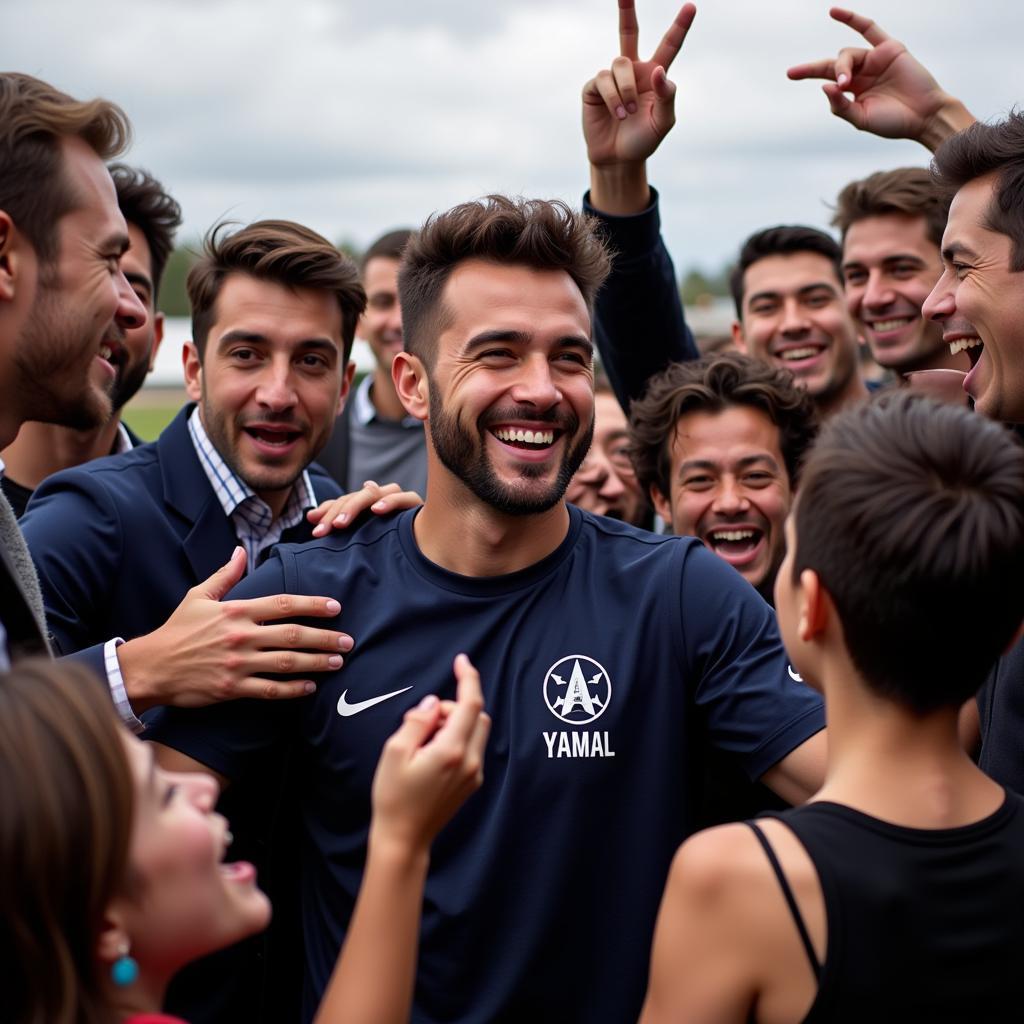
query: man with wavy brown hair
0 73 147 667
150 194 826 1024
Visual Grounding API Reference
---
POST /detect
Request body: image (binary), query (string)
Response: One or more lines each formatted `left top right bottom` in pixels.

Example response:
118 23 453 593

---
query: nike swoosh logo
787 665 804 682
337 685 414 717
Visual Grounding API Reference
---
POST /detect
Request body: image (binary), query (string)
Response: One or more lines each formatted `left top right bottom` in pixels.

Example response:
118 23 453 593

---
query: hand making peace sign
582 0 696 168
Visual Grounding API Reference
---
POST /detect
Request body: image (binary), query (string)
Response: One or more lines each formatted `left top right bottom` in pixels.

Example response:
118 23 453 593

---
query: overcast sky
4 0 1021 278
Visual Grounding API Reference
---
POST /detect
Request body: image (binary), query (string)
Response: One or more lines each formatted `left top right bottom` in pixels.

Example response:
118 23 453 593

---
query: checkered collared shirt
187 407 316 573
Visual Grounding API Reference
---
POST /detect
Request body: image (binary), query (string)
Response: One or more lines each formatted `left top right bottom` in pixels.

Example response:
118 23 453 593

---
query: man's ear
731 320 747 353
649 485 672 529
392 351 429 421
336 360 356 417
147 312 166 372
183 341 202 403
0 210 28 304
798 568 830 642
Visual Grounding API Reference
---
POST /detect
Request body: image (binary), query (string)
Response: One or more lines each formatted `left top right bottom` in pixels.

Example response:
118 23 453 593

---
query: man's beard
110 341 152 412
13 280 110 430
428 377 593 517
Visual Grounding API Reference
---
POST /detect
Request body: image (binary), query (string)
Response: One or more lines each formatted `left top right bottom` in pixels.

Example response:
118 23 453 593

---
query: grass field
121 388 187 441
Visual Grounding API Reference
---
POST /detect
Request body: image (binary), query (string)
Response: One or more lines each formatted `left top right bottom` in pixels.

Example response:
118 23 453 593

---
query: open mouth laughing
702 525 766 567
947 335 983 367
491 426 559 451
242 423 304 451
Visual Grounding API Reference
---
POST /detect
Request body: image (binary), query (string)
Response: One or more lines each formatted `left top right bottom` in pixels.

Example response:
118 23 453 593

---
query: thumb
822 82 858 126
651 66 677 134
200 546 247 600
391 695 443 754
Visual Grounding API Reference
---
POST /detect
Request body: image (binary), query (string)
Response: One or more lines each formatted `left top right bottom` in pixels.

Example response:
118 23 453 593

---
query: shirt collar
186 406 315 522
113 421 133 455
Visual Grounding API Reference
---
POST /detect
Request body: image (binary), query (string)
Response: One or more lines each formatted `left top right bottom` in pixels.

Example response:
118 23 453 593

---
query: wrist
367 821 432 876
919 96 976 152
588 162 651 216
116 635 161 714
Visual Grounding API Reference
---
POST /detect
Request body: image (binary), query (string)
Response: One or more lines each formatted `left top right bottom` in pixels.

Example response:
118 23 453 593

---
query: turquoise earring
111 942 139 987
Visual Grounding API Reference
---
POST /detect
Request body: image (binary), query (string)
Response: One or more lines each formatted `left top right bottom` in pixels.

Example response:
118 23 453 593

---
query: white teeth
98 344 112 361
871 317 914 332
494 428 555 445
779 347 820 361
710 529 755 542
949 337 983 355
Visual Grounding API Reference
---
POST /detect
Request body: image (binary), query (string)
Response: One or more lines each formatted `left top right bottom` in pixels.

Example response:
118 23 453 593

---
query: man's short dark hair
0 73 130 266
729 225 843 318
361 228 415 272
187 219 366 361
832 166 950 249
628 352 818 501
793 391 1024 713
398 195 611 365
109 164 182 301
932 111 1024 271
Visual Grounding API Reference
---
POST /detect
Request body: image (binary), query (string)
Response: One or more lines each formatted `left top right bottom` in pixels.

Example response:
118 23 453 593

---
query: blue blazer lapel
157 404 239 584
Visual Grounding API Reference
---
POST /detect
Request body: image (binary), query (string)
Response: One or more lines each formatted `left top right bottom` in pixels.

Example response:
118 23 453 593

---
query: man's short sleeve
678 543 824 781
143 551 301 780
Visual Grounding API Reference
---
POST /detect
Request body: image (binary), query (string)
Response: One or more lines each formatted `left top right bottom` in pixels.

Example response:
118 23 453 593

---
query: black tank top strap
745 820 822 981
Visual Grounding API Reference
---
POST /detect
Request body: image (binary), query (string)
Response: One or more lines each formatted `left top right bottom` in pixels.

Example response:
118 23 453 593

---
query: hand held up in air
787 6 975 151
369 653 490 859
582 0 696 214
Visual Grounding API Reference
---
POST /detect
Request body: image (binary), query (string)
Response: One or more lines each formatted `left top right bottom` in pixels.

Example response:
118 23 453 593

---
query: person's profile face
653 404 792 596
737 252 860 406
425 259 595 516
923 173 1024 423
14 137 147 431
111 736 270 980
842 213 963 375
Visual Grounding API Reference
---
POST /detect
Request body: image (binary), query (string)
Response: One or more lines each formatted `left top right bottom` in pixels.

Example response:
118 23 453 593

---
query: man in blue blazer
21 219 369 729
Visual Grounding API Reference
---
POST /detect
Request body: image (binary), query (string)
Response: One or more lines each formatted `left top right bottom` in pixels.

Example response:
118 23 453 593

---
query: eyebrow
941 241 980 264
677 454 781 478
462 329 594 359
746 281 839 305
216 329 339 354
842 253 928 271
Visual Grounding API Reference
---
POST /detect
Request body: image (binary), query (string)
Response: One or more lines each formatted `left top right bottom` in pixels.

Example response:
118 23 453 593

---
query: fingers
199 546 247 600
611 56 639 115
592 67 629 120
237 647 348 676
371 488 423 516
822 82 860 127
786 58 838 82
309 480 413 537
618 0 639 60
833 46 869 88
389 694 445 752
236 592 344 625
830 6 891 46
254 619 353 653
650 2 696 74
228 676 319 701
650 66 677 136
439 653 486 746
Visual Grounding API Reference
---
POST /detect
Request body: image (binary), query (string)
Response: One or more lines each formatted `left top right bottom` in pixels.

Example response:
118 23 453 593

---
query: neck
815 371 870 420
111 966 169 1022
369 364 408 422
1 416 122 489
812 661 1003 827
414 475 571 577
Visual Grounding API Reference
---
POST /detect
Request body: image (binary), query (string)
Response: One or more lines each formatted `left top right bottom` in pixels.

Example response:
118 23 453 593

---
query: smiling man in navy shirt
149 195 826 1024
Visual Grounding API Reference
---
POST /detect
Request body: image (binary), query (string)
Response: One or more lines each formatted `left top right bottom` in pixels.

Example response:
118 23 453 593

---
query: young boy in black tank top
639 392 1024 1024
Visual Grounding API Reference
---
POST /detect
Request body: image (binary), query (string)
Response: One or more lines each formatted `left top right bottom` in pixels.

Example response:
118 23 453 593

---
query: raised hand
370 654 490 854
116 546 353 712
582 0 696 169
308 480 423 538
787 7 974 151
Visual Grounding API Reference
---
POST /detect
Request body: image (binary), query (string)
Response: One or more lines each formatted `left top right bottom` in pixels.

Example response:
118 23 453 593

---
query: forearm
918 96 976 152
313 829 430 1024
589 161 651 216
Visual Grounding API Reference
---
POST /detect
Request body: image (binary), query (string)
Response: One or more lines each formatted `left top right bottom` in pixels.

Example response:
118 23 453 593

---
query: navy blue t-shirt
147 506 823 1023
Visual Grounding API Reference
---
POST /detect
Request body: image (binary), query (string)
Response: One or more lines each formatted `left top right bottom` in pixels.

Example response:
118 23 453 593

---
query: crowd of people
3 2 1024 1022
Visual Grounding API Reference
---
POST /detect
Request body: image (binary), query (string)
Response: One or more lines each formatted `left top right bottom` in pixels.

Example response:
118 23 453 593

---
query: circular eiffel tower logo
543 655 611 725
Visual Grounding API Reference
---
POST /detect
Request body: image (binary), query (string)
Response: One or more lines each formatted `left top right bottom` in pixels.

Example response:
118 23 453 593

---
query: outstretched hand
582 0 696 168
787 7 973 149
370 654 490 855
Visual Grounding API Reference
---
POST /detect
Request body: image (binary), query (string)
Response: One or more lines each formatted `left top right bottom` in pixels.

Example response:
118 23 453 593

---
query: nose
598 463 626 500
509 354 562 409
862 269 895 310
114 270 147 331
711 477 748 516
779 299 810 337
255 356 298 411
172 770 220 811
922 270 955 323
